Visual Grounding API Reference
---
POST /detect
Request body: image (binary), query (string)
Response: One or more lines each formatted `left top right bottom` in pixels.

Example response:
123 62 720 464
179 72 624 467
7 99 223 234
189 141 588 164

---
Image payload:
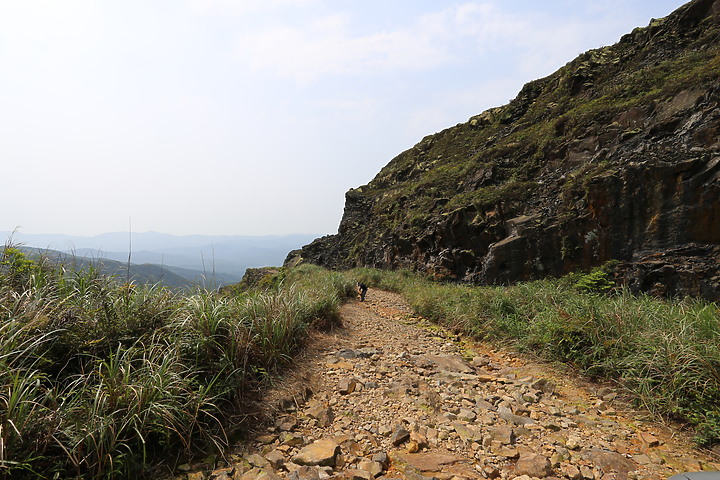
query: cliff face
288 0 720 300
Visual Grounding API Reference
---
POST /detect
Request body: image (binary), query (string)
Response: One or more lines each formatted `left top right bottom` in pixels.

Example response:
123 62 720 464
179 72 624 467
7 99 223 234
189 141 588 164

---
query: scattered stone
515 452 552 478
419 355 475 374
565 435 582 450
293 439 341 467
240 468 282 480
339 378 358 395
287 466 321 480
280 432 306 447
264 450 285 470
256 434 278 445
357 459 384 477
371 452 389 467
561 463 582 480
212 466 235 478
497 407 534 426
486 425 514 445
337 469 374 480
584 449 637 479
246 453 271 469
178 290 714 480
390 426 411 446
637 432 661 447
395 452 463 472
457 409 477 422
306 404 335 427
452 423 481 444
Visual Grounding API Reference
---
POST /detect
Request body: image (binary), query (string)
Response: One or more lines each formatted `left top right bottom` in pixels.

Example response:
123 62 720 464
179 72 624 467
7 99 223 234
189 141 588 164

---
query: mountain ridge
288 0 720 300
3 231 320 288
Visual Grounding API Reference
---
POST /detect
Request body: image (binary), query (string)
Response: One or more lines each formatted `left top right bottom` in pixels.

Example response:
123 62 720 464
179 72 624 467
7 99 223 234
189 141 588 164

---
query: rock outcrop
287 0 720 300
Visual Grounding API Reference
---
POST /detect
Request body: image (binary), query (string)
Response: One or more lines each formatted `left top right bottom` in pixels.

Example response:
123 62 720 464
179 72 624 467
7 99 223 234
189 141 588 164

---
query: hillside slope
289 0 720 300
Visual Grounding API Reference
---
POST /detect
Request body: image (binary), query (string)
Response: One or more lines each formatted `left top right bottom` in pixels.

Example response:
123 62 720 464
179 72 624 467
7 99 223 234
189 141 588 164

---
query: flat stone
396 452 463 472
280 432 306 446
337 470 374 480
514 452 552 478
419 354 474 373
306 404 335 427
212 466 235 477
390 426 411 446
287 466 321 480
372 452 389 467
583 449 637 479
486 425 514 445
358 459 384 477
457 409 477 422
264 450 285 470
498 407 534 426
637 432 661 447
293 439 341 467
240 467 282 480
256 434 278 445
561 463 582 480
246 453 271 469
336 348 360 359
452 423 482 443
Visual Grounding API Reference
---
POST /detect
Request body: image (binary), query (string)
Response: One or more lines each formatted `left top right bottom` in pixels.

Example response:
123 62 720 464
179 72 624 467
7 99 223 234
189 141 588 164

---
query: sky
0 0 687 237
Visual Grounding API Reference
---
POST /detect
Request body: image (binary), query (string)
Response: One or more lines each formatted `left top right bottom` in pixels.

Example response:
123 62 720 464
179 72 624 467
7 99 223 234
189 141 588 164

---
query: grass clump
338 266 720 447
0 246 353 479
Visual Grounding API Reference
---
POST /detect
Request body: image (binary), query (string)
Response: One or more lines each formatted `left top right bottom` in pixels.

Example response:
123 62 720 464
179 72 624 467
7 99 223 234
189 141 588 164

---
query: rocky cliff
288 0 720 301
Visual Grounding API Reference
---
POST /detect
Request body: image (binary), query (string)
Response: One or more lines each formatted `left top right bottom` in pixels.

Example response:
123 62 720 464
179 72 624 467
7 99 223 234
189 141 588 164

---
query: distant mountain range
2 231 320 289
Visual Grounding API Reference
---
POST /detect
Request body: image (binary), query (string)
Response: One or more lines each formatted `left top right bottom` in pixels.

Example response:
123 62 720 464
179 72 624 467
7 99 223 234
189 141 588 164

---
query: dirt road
181 289 719 480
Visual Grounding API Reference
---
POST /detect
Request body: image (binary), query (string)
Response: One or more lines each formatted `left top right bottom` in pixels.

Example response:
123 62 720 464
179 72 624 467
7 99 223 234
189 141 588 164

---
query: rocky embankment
175 290 718 480
288 0 720 301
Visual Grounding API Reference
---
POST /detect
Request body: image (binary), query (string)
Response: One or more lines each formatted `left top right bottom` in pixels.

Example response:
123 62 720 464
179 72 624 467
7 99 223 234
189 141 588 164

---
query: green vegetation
3 240 720 476
0 247 353 479
347 266 720 447
347 13 720 249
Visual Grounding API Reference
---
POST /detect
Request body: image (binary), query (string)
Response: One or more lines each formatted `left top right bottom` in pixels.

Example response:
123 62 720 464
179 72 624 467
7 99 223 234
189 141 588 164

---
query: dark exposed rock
286 0 720 301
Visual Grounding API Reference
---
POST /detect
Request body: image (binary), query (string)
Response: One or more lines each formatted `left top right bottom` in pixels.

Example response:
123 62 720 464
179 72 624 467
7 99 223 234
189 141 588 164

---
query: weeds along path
182 289 719 480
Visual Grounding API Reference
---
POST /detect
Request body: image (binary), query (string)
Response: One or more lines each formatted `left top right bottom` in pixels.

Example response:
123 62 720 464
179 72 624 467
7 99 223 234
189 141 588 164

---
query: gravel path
179 289 719 480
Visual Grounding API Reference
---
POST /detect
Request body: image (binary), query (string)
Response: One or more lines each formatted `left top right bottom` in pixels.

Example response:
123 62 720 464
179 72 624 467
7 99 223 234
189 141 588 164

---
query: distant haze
0 1 686 237
2 230 319 283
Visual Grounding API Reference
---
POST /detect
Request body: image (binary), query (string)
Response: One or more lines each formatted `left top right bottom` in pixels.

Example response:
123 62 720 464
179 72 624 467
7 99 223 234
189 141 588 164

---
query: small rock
264 450 285 470
187 473 206 480
457 409 477 422
338 378 358 395
240 467 282 480
371 452 389 467
390 427 411 446
378 425 393 437
306 404 335 427
281 432 306 447
580 465 595 479
338 469 374 480
358 459 384 477
561 463 582 480
293 439 341 467
486 425 514 445
514 452 552 478
246 453 271 469
256 434 278 445
287 466 321 480
566 435 582 450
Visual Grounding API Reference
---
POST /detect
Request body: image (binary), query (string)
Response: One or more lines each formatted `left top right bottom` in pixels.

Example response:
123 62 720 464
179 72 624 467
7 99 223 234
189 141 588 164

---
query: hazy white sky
0 0 685 236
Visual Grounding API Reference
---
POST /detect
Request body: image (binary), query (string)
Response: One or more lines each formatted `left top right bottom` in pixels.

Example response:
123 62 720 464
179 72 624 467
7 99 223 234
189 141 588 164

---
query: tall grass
0 247 353 478
347 267 720 446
